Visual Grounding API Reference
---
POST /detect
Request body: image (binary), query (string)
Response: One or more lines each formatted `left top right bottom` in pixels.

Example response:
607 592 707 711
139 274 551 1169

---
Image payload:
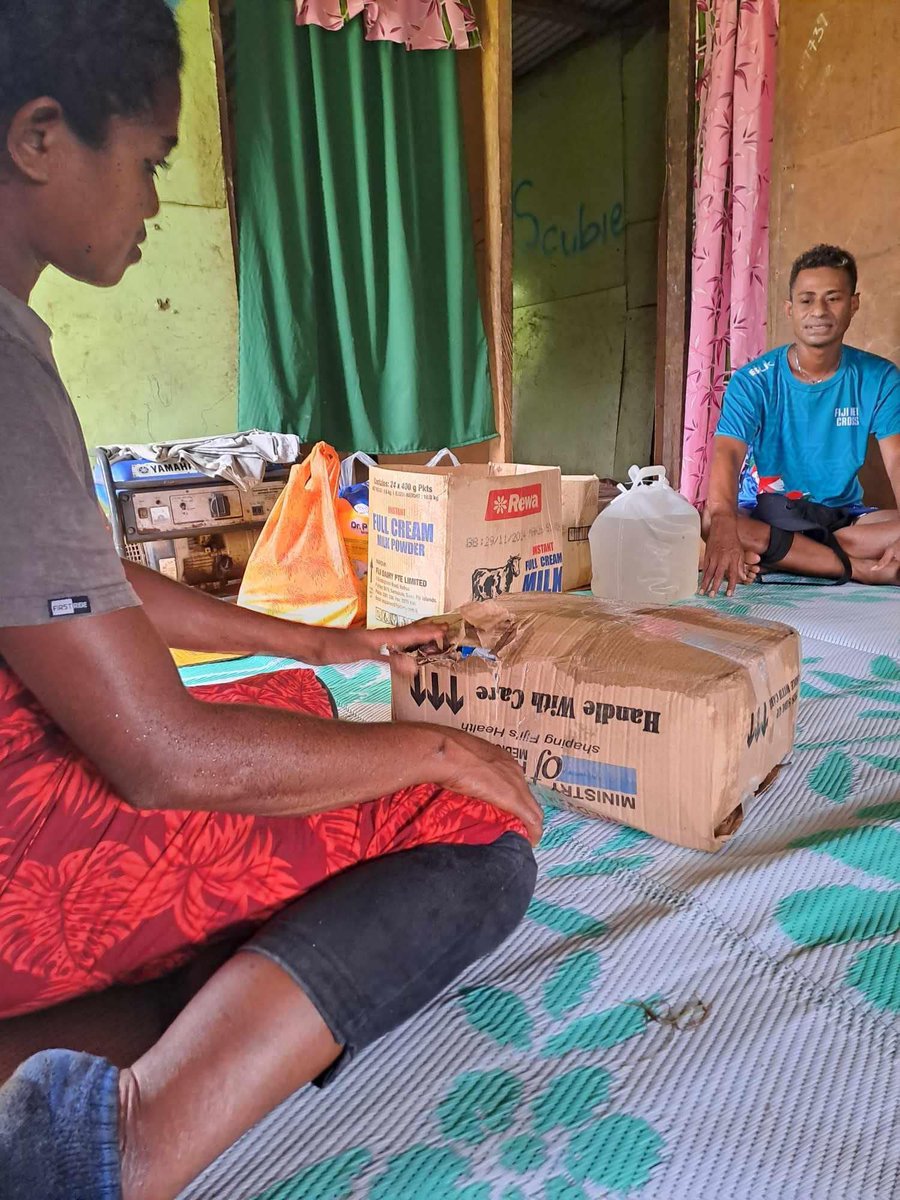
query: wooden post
483 0 513 462
459 0 513 463
653 0 695 486
209 0 238 272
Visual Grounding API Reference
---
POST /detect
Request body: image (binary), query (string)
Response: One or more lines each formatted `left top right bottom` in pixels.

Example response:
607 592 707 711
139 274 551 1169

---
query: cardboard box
522 473 618 592
367 463 563 628
391 594 800 851
560 475 600 591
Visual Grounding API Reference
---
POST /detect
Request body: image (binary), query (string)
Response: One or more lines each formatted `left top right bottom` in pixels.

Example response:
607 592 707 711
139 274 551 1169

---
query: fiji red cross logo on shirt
757 476 806 500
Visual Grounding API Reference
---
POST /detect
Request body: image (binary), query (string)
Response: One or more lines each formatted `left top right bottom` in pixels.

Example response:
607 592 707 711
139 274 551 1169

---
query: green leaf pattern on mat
532 1067 612 1134
808 750 854 804
857 801 900 821
368 1146 472 1199
859 754 900 774
437 1070 524 1145
541 825 656 887
435 894 664 1196
600 827 652 853
845 942 900 1012
499 1133 548 1174
801 654 900 808
776 884 900 947
542 1002 650 1058
459 987 534 1050
546 855 654 880
802 656 900 720
870 655 900 681
779 797 900 1010
544 1178 588 1200
787 644 900 1015
255 1148 372 1200
525 898 608 940
806 739 900 806
539 821 584 851
566 1115 666 1192
793 825 900 883
687 586 897 613
543 950 602 1019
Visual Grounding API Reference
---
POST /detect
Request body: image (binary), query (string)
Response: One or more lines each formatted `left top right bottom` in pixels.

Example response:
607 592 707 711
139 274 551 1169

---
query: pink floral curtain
680 0 779 507
296 1 481 50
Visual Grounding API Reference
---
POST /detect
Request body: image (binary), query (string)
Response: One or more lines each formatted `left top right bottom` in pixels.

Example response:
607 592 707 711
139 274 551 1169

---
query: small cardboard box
521 473 618 592
560 475 600 591
367 463 563 629
391 594 800 851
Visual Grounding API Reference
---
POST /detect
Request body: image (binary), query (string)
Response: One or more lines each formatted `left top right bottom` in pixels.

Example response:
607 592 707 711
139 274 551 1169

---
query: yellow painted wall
32 0 237 449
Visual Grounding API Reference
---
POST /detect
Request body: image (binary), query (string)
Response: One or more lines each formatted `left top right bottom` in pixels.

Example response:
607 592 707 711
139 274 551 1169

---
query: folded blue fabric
0 1049 121 1199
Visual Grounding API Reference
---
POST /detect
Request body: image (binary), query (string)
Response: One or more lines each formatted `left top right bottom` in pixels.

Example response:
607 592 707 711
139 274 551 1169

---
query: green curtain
235 0 495 454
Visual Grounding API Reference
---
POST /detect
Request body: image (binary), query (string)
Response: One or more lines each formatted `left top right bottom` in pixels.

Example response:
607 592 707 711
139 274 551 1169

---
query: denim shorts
244 831 536 1082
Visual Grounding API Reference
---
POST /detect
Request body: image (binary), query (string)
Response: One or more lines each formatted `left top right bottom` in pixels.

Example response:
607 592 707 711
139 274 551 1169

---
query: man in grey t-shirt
0 284 141 626
0 5 542 1197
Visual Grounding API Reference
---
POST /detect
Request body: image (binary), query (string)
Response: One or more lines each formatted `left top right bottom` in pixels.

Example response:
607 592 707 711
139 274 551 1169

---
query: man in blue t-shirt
701 244 900 595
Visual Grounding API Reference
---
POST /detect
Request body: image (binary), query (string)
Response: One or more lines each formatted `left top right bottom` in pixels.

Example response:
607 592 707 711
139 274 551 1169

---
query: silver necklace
791 344 840 385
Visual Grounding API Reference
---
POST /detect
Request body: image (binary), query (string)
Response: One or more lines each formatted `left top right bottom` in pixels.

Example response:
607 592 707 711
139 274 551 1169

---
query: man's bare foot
696 545 760 588
851 557 900 586
742 551 762 582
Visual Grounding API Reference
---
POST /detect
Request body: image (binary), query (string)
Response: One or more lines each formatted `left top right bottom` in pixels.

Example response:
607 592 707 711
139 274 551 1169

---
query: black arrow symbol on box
410 673 427 707
427 673 445 711
446 676 464 715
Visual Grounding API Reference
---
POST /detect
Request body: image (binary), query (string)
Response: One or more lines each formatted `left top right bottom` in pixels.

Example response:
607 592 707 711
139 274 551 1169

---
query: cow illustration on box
471 555 521 601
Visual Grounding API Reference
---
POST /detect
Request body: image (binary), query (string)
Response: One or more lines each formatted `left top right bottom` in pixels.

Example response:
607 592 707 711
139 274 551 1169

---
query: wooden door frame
482 0 514 463
458 0 513 463
653 0 695 486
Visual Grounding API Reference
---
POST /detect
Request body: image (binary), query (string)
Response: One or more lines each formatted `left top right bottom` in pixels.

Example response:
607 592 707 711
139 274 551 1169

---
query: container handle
623 464 668 490
426 448 461 468
339 451 378 490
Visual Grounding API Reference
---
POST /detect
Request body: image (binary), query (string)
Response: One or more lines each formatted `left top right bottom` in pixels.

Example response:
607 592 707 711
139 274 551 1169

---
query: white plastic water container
590 465 701 604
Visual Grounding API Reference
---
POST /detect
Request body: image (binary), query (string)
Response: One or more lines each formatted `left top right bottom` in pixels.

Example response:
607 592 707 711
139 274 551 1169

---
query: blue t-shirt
716 344 900 508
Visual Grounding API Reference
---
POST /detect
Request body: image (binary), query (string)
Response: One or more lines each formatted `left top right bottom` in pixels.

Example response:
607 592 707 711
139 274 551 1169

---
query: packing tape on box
627 613 772 707
414 603 776 715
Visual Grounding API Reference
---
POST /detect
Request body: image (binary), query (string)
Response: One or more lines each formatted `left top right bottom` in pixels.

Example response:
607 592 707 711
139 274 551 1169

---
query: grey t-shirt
0 284 139 627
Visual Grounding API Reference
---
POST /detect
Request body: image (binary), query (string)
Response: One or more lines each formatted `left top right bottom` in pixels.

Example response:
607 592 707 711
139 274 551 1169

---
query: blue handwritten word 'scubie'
514 180 624 259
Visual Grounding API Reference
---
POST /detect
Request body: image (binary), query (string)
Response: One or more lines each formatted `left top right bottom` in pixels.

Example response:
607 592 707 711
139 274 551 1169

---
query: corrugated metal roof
513 0 666 79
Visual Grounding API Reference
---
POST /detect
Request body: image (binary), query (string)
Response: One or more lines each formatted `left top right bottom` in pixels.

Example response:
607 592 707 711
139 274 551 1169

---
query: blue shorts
739 500 878 521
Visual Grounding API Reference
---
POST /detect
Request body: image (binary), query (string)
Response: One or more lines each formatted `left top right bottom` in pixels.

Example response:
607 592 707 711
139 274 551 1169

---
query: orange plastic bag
238 442 362 627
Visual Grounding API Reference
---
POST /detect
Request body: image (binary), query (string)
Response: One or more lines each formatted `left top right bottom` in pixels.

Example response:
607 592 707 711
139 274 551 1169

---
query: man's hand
307 624 546 842
433 728 544 846
702 434 754 597
313 623 448 676
701 514 751 597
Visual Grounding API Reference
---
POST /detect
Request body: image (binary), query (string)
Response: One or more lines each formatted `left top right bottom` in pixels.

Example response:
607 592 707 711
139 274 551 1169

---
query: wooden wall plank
514 288 627 476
